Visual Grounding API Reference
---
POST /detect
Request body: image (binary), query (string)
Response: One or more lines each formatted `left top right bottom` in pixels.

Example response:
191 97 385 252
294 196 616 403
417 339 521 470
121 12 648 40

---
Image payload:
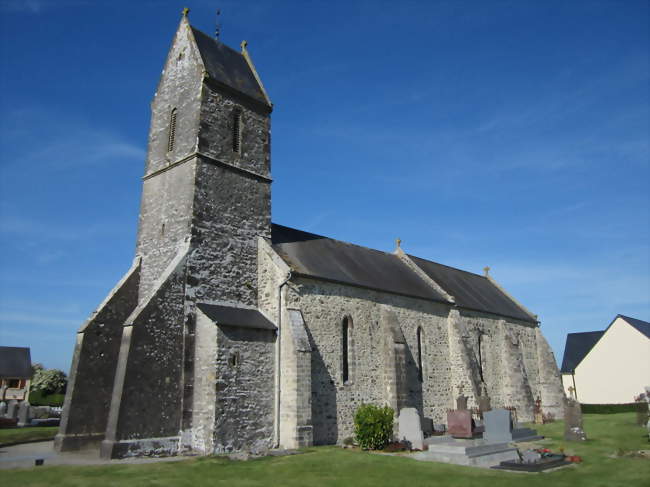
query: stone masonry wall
198 85 271 177
135 18 203 300
277 274 557 443
213 325 275 453
188 160 270 307
284 277 450 444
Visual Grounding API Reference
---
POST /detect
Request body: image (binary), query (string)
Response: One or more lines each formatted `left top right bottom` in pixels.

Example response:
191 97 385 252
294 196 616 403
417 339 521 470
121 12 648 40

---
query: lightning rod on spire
215 9 221 41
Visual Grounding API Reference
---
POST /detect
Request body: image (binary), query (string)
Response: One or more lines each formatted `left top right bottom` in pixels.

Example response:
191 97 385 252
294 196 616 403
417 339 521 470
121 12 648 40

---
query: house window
167 108 177 152
232 109 242 153
417 327 424 382
342 316 353 384
7 379 20 388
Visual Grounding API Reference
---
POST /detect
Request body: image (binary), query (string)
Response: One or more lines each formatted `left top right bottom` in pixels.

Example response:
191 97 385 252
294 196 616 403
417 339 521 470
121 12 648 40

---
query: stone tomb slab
398 408 424 451
415 436 519 468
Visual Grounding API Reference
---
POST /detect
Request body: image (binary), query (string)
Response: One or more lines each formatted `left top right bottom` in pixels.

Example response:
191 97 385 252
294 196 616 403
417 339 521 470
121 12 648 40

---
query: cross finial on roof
240 40 248 53
396 238 401 249
483 266 490 277
182 7 190 17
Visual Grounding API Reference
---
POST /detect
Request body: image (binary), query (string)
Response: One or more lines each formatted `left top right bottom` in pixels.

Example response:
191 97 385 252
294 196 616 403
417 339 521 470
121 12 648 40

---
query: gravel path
0 441 187 469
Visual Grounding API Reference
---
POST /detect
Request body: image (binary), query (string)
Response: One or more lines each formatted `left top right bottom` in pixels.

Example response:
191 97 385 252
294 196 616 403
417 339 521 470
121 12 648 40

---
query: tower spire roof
189 26 272 109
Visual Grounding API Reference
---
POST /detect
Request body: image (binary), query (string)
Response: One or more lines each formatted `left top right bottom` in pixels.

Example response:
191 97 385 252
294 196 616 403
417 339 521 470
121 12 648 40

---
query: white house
561 315 650 404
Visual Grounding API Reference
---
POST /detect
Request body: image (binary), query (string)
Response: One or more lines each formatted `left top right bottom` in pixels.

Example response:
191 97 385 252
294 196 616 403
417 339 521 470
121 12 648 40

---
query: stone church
55 12 564 458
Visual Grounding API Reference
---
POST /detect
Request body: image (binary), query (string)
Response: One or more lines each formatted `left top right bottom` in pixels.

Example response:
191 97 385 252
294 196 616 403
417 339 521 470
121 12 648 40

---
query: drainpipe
274 270 292 448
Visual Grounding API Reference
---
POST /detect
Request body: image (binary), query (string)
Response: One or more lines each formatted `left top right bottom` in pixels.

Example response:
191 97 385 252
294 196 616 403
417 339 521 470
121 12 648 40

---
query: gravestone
0 401 6 417
478 395 491 416
483 408 513 444
421 417 433 437
17 401 31 426
6 400 18 419
521 450 542 464
456 394 468 410
447 409 474 439
563 398 587 441
533 396 544 424
398 408 424 450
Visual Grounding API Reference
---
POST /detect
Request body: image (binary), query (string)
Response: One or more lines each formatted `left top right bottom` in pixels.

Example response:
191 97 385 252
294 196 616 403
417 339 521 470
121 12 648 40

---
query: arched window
232 108 242 153
342 316 353 384
167 108 177 152
417 326 424 382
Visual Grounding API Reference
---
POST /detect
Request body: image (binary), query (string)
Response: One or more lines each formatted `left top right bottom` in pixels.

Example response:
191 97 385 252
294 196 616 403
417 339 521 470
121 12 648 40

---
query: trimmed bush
28 390 64 407
354 404 394 450
581 403 646 414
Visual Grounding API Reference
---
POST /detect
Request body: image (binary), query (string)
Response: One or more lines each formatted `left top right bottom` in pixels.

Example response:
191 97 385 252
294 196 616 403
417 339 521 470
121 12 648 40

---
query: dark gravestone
456 394 468 410
484 409 513 444
478 395 491 416
564 398 587 441
447 410 474 439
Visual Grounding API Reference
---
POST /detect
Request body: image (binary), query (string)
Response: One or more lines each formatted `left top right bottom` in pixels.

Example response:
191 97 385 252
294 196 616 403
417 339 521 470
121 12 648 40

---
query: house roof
619 314 650 339
197 303 276 330
190 27 271 108
0 346 32 379
270 224 535 322
560 331 604 373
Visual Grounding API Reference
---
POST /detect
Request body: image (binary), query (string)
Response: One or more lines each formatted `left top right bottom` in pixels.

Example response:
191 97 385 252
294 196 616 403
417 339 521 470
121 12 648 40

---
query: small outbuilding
561 315 650 404
0 346 32 402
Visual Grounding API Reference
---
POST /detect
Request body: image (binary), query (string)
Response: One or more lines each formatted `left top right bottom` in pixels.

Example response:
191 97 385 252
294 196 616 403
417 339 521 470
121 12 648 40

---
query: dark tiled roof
0 347 32 378
619 314 650 339
270 224 534 322
408 256 535 323
197 303 276 330
191 27 270 108
271 224 448 302
560 331 604 373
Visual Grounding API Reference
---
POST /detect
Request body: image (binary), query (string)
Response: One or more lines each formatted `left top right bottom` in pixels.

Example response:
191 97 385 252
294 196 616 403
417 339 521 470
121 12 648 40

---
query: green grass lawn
0 426 58 446
2 413 648 486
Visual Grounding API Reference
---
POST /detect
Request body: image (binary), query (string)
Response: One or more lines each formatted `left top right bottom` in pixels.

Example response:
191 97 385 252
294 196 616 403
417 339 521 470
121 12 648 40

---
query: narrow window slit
167 108 177 152
232 109 242 153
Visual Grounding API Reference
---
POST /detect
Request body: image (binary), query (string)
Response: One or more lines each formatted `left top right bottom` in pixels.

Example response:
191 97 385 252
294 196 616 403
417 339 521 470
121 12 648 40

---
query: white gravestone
398 407 424 451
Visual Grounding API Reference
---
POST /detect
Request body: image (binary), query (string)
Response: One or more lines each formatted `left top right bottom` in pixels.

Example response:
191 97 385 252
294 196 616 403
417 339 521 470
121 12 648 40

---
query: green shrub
354 404 394 450
581 403 645 414
28 390 65 407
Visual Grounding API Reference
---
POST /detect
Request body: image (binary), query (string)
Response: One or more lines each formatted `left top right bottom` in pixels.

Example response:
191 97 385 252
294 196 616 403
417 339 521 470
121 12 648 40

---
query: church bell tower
55 10 274 458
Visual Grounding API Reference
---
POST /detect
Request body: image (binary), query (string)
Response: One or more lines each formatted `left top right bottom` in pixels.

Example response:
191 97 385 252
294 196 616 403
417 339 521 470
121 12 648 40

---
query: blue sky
0 0 648 373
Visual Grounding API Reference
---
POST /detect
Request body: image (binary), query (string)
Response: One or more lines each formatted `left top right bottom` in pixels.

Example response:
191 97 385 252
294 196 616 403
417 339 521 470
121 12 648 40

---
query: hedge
28 390 65 407
581 402 648 414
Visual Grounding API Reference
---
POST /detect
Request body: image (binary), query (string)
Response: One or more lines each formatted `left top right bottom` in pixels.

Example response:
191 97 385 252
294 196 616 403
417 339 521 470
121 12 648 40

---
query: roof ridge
618 314 650 325
190 25 242 57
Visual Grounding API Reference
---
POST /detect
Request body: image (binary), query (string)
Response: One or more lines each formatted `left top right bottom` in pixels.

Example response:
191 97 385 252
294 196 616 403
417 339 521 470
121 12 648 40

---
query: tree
31 365 67 395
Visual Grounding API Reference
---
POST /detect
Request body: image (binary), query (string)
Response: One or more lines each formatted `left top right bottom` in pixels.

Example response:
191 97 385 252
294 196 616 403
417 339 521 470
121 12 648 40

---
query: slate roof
408 256 534 322
197 303 276 330
191 27 270 108
619 314 650 339
270 224 535 322
271 225 448 303
0 347 32 378
560 331 604 373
